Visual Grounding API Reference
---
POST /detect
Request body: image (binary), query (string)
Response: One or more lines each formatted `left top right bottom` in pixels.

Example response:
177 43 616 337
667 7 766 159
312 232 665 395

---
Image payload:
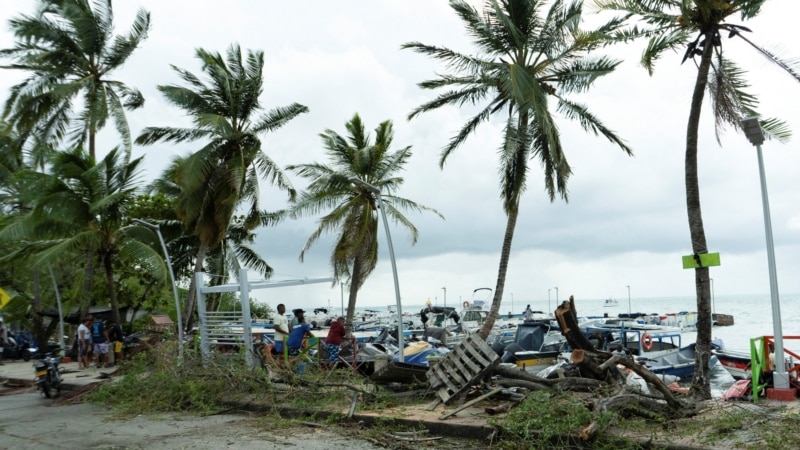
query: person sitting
286 309 314 357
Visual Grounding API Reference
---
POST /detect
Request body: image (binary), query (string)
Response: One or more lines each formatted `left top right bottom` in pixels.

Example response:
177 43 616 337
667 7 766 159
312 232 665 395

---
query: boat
502 320 569 372
582 323 713 381
713 348 752 380
603 298 619 307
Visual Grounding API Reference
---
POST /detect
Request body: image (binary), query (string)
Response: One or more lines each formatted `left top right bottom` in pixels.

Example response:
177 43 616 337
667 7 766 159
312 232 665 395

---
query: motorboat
603 298 619 307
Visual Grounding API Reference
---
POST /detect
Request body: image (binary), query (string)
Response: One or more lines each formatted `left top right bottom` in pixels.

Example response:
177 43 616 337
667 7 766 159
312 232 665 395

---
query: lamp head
742 116 765 146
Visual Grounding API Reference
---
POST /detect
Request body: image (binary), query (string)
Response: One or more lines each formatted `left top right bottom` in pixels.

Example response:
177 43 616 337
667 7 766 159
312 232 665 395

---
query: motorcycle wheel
42 383 51 398
22 351 30 362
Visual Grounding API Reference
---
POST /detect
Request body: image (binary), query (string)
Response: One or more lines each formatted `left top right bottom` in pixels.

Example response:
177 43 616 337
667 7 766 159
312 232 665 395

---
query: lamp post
742 116 788 389
547 289 551 313
350 178 404 362
133 219 183 360
626 285 631 316
441 287 446 308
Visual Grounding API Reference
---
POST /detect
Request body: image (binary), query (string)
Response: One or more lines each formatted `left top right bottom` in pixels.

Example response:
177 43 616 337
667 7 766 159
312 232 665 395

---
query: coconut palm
0 147 166 325
287 113 442 330
136 44 308 330
596 0 800 400
404 0 631 339
0 0 150 160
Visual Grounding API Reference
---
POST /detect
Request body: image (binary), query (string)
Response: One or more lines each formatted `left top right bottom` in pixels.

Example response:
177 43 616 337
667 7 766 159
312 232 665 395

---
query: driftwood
439 387 503 420
485 402 511 415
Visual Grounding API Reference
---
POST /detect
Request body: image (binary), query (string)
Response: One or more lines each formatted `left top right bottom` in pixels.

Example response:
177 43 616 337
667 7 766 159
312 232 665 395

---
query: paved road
0 388 383 449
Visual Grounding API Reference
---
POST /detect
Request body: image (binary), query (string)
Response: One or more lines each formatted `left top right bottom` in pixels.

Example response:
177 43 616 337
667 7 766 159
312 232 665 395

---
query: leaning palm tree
287 113 442 330
136 44 308 331
0 0 150 160
404 0 631 339
596 0 800 400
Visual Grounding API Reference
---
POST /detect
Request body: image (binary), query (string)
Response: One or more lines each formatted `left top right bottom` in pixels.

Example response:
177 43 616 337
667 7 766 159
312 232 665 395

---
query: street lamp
350 178 404 362
133 219 184 361
742 116 788 389
626 285 631 316
441 287 447 308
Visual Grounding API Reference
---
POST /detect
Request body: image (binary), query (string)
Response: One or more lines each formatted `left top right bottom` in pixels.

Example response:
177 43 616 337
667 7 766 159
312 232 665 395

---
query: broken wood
439 387 502 420
485 402 511 415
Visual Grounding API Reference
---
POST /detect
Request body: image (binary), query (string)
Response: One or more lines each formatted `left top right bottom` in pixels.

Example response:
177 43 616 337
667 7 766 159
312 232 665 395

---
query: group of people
271 303 348 370
76 315 123 370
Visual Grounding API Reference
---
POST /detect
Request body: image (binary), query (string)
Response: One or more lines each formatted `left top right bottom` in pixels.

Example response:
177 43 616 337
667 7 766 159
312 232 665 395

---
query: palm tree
287 113 442 330
404 0 631 339
597 0 800 400
136 44 308 330
0 0 150 160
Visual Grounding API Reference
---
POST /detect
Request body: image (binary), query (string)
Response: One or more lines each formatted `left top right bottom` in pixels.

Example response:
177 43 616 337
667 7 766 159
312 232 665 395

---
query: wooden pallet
427 333 500 404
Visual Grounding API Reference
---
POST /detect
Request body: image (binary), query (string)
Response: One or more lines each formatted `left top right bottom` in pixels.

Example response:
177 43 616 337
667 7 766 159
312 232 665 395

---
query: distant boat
603 298 619 307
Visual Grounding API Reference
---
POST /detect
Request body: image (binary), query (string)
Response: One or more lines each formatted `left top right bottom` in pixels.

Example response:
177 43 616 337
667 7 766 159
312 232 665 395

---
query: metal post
626 285 631 316
547 289 551 314
350 178 404 362
133 219 183 361
441 287 446 308
742 116 788 389
47 266 66 357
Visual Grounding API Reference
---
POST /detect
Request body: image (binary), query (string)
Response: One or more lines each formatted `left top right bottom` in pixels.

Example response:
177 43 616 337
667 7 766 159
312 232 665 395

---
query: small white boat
603 298 619 307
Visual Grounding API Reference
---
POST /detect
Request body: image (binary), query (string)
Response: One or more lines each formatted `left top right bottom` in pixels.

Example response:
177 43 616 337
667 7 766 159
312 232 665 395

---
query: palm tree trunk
81 244 95 319
479 208 518 339
345 257 363 332
686 33 715 401
103 253 122 325
183 242 209 331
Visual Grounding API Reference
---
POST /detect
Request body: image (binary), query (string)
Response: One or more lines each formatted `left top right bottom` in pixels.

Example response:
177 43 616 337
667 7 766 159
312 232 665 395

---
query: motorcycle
33 352 62 398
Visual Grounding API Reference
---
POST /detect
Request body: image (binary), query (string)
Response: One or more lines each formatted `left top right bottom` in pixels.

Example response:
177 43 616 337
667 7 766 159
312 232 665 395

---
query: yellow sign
0 287 11 310
682 253 721 269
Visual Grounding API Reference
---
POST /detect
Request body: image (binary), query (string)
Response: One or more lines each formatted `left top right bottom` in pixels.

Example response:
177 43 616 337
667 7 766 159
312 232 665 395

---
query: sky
1 1 798 314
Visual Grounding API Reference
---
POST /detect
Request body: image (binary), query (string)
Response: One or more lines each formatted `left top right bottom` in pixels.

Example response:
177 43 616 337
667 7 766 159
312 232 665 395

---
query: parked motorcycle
33 352 62 398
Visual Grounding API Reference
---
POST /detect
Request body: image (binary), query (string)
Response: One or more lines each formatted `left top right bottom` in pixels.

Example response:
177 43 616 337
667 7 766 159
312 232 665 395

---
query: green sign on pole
682 252 721 269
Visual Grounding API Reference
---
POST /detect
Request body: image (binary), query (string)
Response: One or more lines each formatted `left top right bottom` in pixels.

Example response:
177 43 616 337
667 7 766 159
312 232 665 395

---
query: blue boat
582 323 718 381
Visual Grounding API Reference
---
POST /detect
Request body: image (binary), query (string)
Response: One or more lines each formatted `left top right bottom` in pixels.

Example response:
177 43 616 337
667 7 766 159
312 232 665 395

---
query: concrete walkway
0 357 118 389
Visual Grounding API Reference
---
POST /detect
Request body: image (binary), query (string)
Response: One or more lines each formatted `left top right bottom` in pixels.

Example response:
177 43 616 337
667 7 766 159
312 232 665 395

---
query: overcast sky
2 1 798 313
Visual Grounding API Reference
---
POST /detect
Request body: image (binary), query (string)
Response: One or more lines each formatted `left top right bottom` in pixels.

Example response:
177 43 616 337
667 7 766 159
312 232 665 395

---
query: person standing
272 304 290 355
524 304 533 320
90 318 110 368
324 316 346 370
77 316 92 369
106 320 124 365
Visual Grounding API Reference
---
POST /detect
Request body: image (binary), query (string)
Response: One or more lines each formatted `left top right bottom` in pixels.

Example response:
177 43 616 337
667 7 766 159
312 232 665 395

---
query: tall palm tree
597 0 800 400
287 113 442 330
0 0 150 160
136 44 308 330
404 0 631 339
0 147 165 325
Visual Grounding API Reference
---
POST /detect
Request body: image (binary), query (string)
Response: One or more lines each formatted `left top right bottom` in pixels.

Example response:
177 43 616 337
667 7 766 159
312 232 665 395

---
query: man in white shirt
77 316 92 369
273 304 289 355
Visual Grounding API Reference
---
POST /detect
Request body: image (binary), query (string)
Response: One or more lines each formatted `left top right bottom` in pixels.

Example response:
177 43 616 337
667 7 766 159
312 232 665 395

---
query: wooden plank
439 387 503 420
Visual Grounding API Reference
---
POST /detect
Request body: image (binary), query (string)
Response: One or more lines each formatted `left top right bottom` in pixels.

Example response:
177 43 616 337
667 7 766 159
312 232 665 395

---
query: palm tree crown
0 0 151 159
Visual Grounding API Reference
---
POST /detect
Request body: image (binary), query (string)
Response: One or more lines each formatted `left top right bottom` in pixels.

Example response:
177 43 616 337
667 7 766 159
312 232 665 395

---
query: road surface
0 387 383 449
